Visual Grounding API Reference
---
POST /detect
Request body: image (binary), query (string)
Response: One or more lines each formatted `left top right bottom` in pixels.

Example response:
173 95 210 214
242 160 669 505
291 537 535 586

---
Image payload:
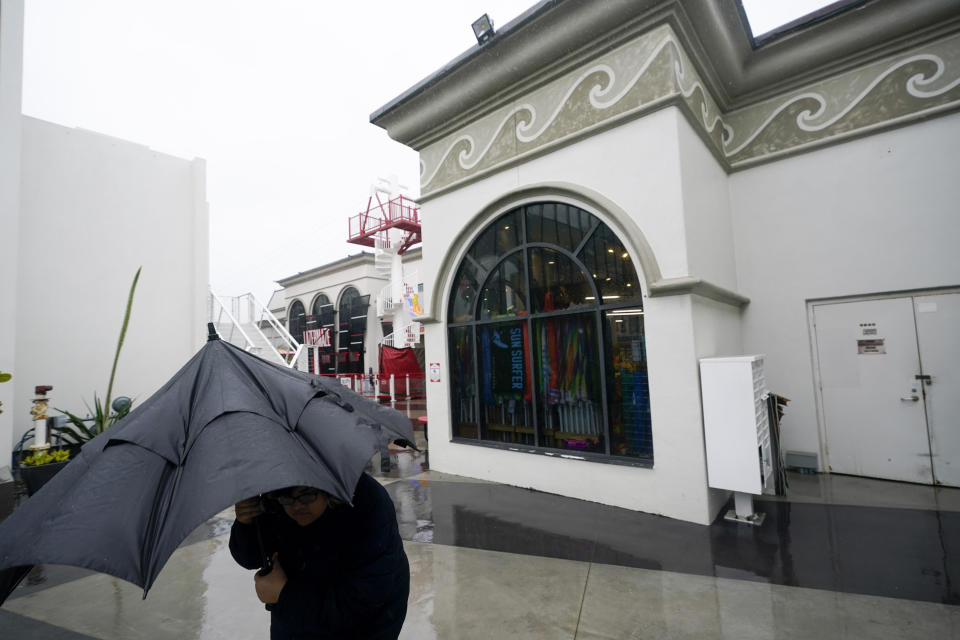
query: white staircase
348 178 424 353
208 291 304 368
379 267 423 350
374 233 394 274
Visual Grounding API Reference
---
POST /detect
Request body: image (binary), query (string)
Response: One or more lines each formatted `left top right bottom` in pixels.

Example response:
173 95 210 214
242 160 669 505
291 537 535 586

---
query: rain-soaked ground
3 405 960 638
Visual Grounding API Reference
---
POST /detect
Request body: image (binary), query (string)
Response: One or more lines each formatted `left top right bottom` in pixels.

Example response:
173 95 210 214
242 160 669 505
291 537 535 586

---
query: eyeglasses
273 489 321 506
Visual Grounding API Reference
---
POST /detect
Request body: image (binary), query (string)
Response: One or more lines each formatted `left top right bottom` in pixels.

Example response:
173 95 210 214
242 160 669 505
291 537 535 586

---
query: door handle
900 395 919 402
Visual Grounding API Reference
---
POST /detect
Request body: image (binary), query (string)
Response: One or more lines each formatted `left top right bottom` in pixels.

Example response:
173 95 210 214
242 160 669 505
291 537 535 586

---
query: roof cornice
691 0 960 105
371 0 960 149
275 252 375 287
274 246 423 288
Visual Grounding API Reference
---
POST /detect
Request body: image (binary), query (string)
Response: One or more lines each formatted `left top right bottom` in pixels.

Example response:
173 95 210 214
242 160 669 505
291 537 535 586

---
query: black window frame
446 202 653 467
288 299 306 343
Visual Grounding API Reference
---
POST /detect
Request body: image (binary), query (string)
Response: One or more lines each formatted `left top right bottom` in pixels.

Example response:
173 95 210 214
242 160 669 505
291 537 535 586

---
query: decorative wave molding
419 28 960 194
722 52 960 165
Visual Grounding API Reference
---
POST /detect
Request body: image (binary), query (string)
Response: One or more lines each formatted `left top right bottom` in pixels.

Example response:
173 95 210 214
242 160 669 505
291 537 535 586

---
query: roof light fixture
472 14 495 45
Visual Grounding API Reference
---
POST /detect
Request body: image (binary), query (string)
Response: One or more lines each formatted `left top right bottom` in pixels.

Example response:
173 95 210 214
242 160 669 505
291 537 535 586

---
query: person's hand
235 497 265 525
254 552 287 604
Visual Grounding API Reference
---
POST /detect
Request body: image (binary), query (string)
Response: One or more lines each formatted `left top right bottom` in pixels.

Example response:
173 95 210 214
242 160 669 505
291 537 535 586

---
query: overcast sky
22 0 826 304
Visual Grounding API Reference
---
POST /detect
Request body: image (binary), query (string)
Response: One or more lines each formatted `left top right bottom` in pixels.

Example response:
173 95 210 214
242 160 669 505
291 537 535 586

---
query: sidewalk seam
573 562 592 639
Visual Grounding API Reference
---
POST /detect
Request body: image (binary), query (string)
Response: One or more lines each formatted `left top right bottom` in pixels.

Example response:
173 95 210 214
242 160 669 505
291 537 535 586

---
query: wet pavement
3 415 960 638
384 475 960 605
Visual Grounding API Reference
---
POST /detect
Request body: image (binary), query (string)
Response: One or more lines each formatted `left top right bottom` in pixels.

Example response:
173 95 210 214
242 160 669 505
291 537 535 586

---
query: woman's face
280 487 329 527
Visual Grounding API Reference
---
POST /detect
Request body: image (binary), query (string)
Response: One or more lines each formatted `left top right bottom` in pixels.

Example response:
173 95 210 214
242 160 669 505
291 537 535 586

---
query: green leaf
55 408 97 441
56 424 90 445
0 372 11 383
103 267 140 431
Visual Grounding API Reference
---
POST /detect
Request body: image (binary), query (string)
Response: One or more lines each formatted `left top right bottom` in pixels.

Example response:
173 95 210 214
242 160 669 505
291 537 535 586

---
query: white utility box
700 355 772 496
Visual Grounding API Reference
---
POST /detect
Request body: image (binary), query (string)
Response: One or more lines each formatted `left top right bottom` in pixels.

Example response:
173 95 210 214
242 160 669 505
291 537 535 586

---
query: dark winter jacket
229 473 409 640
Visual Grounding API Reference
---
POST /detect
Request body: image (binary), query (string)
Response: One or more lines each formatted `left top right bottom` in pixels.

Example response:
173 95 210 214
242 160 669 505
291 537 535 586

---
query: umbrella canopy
0 335 416 606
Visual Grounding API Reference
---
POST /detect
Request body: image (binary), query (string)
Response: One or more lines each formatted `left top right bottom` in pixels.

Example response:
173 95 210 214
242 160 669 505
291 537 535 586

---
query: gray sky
22 0 823 304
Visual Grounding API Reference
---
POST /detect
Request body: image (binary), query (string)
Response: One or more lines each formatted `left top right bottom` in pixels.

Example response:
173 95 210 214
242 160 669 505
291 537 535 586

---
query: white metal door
813 297 932 484
914 293 960 486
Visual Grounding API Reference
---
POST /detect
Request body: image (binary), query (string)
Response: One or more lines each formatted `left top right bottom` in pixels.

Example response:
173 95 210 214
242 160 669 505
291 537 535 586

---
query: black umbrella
0 328 416 606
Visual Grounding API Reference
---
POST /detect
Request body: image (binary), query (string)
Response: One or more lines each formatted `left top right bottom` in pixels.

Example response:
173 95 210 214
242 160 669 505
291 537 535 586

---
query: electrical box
700 355 772 495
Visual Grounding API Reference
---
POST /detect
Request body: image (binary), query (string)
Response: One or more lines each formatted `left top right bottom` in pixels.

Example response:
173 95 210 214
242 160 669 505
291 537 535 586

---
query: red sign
304 328 332 347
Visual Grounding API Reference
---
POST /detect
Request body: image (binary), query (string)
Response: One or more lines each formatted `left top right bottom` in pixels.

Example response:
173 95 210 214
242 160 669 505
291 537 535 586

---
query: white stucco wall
0 0 25 471
13 117 209 448
676 111 747 511
676 114 739 291
690 296 745 513
728 112 960 464
421 108 728 524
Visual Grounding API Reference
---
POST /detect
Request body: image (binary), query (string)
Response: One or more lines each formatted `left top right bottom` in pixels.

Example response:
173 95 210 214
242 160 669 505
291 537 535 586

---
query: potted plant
17 268 140 496
18 447 71 496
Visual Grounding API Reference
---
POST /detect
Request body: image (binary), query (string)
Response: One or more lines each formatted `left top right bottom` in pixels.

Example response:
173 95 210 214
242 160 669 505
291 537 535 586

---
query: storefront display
447 202 653 460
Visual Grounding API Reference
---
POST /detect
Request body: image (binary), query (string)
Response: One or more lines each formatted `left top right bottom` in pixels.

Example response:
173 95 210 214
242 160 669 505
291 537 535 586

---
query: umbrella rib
140 462 180 597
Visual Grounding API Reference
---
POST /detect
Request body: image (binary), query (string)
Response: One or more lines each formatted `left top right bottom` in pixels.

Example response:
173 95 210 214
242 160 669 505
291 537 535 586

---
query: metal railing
248 293 303 363
347 194 421 241
316 372 426 402
208 291 304 368
376 282 397 317
208 291 257 349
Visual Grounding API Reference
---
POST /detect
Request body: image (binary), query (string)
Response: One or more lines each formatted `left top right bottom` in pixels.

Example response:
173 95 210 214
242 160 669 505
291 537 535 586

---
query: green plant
57 393 133 443
0 370 9 415
21 448 70 467
56 267 141 444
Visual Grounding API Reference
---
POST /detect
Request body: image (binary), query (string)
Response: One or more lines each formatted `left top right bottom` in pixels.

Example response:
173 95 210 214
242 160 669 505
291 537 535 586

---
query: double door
813 292 959 486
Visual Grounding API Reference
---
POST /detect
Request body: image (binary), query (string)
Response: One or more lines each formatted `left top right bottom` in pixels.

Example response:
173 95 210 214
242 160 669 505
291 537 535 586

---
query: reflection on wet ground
3 416 960 638
383 475 960 605
373 418 960 606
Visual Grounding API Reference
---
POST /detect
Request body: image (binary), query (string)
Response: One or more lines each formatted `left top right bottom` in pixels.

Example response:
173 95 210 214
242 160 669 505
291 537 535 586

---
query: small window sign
857 339 886 354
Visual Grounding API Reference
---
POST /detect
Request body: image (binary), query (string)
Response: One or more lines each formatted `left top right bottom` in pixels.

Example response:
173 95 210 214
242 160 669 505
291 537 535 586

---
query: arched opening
311 293 330 317
288 299 306 344
447 202 652 460
310 294 334 375
337 287 362 375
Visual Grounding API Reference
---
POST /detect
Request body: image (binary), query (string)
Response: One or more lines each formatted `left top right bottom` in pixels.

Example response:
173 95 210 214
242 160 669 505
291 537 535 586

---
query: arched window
308 294 334 374
288 299 306 343
447 202 652 460
337 287 361 374
311 294 330 318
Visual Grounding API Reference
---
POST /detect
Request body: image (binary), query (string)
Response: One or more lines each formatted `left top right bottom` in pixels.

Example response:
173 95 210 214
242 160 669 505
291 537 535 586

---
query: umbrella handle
253 517 275 612
253 516 272 576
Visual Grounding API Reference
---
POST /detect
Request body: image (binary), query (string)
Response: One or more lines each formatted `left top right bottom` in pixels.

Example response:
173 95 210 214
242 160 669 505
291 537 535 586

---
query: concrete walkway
2 422 959 639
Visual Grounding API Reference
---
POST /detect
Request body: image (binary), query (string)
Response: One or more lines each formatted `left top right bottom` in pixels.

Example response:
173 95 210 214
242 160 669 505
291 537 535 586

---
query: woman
230 473 409 639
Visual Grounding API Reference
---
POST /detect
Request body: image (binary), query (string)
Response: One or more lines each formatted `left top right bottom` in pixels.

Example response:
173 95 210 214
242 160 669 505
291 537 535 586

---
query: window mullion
520 210 539 449
472 324 481 441
573 220 600 257
597 309 611 456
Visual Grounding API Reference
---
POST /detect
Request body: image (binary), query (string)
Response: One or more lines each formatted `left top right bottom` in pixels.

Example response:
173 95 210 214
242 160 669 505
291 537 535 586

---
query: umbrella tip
207 323 220 342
